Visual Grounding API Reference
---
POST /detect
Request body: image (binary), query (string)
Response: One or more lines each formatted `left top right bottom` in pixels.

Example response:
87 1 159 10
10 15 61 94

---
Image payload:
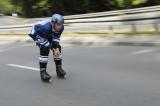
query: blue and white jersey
29 20 64 48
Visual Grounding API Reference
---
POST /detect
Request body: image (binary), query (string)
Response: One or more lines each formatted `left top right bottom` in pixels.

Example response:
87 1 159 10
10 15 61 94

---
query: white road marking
7 64 56 75
7 64 39 71
131 49 154 55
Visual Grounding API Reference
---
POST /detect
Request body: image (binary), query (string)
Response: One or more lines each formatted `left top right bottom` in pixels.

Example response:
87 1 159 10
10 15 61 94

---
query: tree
1 0 160 17
0 0 15 15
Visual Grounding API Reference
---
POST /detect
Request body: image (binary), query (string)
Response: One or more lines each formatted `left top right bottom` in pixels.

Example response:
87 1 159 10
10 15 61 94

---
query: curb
0 36 160 47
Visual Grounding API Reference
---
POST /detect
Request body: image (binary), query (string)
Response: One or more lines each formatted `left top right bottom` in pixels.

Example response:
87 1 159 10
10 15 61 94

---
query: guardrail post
153 23 159 34
131 24 137 35
109 25 114 36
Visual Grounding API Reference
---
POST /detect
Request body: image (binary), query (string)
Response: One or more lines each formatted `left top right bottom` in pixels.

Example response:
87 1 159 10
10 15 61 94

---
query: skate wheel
57 74 67 79
48 78 53 83
41 78 53 83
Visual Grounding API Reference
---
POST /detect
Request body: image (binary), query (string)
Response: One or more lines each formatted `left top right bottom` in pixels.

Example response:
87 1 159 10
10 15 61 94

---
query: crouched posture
28 14 66 82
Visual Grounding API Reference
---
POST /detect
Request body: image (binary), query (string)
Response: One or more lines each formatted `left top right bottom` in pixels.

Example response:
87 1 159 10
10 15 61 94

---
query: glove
35 40 41 47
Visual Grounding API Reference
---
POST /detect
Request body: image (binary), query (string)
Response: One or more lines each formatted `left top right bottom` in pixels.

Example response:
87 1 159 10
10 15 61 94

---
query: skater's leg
53 45 62 67
39 46 50 71
39 46 51 81
52 45 66 78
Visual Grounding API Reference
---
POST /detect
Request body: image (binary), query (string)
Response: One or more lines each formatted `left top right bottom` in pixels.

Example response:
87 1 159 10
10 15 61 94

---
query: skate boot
56 66 66 78
40 69 52 82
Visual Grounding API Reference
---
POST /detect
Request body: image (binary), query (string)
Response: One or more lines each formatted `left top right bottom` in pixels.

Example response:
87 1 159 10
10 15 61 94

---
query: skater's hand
35 41 40 46
53 48 60 57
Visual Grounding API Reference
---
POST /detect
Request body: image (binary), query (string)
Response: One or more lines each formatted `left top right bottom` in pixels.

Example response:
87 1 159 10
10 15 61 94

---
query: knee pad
39 56 48 63
53 53 62 60
53 45 62 60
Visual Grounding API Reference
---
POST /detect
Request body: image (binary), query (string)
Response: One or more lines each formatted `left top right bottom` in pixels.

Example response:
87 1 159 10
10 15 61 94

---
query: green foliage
116 0 147 8
132 0 147 5
0 0 15 15
0 0 160 17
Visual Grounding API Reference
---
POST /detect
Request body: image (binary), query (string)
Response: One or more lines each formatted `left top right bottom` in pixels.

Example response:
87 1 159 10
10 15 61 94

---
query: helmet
51 14 64 25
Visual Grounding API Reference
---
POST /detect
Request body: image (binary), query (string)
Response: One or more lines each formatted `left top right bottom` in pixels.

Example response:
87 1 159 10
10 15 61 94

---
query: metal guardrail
0 5 160 33
64 5 160 19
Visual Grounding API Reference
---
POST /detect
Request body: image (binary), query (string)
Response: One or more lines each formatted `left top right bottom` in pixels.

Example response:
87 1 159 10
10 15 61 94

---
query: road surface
0 41 160 106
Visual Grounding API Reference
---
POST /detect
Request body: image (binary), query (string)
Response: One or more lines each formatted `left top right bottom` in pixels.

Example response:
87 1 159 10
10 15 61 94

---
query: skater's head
51 14 64 31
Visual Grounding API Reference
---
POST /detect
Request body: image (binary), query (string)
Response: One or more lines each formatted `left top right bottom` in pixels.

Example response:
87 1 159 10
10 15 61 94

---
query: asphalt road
0 41 160 106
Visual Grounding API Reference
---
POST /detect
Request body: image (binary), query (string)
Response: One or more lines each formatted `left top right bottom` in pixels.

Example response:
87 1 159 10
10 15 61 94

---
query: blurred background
0 0 160 17
0 1 160 106
0 0 160 38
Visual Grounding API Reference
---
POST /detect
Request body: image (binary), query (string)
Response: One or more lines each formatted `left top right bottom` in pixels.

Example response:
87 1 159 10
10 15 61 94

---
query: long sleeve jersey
29 20 64 48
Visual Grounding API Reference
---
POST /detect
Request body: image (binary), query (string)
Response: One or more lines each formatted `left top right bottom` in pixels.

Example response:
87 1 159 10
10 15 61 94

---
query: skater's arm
51 26 64 56
52 26 64 47
52 34 62 56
